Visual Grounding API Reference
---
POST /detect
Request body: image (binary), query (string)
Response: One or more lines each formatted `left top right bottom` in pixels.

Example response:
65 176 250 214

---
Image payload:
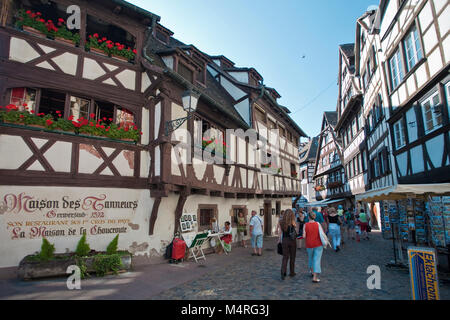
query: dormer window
178 62 194 83
155 29 169 44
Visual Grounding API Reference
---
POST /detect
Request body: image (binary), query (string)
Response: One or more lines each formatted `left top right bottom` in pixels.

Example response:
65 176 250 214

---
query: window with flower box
3 88 139 142
10 88 37 112
194 116 226 158
14 1 81 46
85 14 137 62
39 89 66 118
290 163 297 178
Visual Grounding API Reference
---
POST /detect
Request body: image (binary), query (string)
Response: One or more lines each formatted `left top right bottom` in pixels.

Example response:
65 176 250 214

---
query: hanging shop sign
407 246 440 300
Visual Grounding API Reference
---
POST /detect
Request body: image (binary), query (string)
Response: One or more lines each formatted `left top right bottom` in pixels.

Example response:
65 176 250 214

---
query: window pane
70 96 90 120
39 89 66 117
10 88 37 112
116 108 134 129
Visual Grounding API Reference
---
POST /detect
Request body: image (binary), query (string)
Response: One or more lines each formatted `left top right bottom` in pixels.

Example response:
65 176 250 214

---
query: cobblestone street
153 231 450 300
1 231 449 300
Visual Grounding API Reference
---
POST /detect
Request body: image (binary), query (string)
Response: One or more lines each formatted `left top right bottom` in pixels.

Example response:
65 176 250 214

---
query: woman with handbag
280 209 297 280
303 211 330 283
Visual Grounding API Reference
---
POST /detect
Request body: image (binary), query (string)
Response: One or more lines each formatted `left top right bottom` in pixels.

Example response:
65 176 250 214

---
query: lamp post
165 89 200 136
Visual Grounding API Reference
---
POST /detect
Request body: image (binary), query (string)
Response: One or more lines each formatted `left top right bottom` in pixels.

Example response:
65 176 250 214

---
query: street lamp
165 89 200 136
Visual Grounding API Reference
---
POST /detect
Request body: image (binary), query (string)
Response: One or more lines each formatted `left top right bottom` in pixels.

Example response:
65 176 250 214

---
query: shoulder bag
317 222 331 249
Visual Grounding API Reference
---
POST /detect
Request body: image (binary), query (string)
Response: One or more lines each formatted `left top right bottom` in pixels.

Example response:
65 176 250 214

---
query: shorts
346 220 355 229
237 231 245 241
360 222 368 232
251 234 263 249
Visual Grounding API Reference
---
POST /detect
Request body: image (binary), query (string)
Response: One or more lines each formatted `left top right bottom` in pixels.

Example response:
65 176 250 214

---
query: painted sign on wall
407 247 440 300
1 191 139 240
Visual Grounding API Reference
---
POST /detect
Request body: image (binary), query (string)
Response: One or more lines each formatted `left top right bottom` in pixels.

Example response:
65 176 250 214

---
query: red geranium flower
30 110 35 114
68 115 74 121
45 119 53 126
20 115 25 119
133 49 137 54
89 122 94 127
108 118 113 122
93 33 99 38
90 113 95 119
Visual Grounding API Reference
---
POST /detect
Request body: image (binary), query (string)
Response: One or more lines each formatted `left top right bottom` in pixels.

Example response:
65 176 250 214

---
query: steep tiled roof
300 136 319 163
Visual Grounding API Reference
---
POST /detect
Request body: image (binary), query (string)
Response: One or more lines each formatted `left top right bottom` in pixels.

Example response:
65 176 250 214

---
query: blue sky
128 0 379 138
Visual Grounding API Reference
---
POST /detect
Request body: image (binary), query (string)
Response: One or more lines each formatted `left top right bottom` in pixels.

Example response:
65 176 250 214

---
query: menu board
414 200 427 244
426 197 446 248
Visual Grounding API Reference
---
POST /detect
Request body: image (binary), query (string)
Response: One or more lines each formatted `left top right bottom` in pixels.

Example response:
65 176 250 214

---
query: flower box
17 252 132 280
90 47 109 57
112 54 129 63
27 124 45 129
22 25 46 38
55 36 76 47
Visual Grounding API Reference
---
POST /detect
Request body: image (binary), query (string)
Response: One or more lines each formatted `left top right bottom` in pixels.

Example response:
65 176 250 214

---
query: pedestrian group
209 204 370 283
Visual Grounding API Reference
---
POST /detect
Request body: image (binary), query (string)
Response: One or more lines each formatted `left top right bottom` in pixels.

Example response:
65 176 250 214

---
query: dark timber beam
149 197 162 235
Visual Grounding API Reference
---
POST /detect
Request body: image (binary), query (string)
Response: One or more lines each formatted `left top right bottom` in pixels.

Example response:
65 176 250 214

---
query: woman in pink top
303 210 324 283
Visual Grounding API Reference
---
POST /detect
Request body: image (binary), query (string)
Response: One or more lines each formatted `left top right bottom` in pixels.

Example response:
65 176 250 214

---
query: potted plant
53 18 80 46
85 33 109 57
15 9 48 38
18 235 132 280
85 34 136 63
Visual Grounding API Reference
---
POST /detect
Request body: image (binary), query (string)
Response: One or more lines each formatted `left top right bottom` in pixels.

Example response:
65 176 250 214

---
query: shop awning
302 198 346 207
323 198 346 205
302 199 328 207
355 183 450 202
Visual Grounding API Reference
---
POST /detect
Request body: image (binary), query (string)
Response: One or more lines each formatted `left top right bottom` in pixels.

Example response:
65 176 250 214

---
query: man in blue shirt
249 210 264 256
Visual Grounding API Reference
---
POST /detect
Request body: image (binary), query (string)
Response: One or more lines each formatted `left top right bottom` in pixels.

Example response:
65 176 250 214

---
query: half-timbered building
297 136 319 206
313 112 349 206
335 43 368 208
380 0 449 186
0 0 306 268
355 8 396 201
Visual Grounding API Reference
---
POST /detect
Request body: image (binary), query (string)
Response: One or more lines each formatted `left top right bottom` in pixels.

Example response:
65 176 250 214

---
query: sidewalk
0 238 262 300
